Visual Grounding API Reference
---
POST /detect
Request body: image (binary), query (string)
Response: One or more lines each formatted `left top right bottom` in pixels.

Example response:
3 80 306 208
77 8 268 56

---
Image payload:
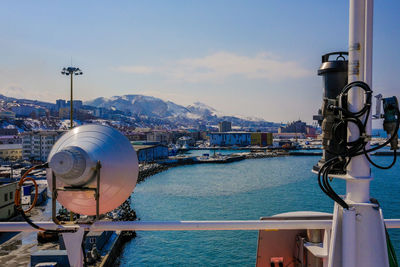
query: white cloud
115 51 312 82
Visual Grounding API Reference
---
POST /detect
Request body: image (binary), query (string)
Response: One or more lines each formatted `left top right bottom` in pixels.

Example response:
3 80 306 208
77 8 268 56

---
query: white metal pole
346 0 371 203
343 2 389 267
342 208 356 267
364 0 374 161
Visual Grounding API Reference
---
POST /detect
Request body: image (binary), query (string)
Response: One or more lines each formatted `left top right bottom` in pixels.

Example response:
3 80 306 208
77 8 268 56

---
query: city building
0 144 22 160
306 126 318 138
21 130 66 161
0 135 21 145
66 100 83 110
126 132 147 141
146 131 170 145
278 120 307 134
56 99 67 111
0 182 17 220
218 121 232 132
132 144 169 163
0 110 16 119
10 105 47 117
273 132 306 139
209 132 251 146
250 132 273 147
0 128 18 136
58 107 70 119
94 107 109 118
57 100 84 119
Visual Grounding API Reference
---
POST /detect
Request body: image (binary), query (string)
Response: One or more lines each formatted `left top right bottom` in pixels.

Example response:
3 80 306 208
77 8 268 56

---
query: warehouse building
250 132 273 147
209 132 251 146
132 143 169 163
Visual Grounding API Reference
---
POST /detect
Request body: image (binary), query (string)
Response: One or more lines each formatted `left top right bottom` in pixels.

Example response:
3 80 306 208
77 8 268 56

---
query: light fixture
46 124 139 216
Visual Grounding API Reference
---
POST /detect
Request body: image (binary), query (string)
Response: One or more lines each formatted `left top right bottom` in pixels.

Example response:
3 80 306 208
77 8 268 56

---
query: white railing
0 219 399 232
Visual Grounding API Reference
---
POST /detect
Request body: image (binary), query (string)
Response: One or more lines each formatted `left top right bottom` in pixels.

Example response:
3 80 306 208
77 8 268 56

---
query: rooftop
0 144 22 150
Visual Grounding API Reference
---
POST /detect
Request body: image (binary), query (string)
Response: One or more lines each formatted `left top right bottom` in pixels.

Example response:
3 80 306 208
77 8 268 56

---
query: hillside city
0 93 319 164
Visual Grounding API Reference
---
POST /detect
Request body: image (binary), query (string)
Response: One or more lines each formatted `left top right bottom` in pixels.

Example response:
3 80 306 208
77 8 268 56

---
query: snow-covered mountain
86 95 219 120
0 93 278 130
85 94 278 128
187 102 220 118
86 95 191 118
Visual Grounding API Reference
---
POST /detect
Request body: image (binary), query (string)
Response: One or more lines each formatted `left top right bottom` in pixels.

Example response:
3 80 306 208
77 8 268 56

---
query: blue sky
0 1 399 124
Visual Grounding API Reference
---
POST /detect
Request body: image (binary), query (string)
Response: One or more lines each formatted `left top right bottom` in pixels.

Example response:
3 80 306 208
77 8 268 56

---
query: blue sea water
119 154 400 266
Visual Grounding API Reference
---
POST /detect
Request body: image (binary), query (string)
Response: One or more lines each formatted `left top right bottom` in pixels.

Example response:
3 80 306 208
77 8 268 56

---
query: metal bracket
52 161 102 224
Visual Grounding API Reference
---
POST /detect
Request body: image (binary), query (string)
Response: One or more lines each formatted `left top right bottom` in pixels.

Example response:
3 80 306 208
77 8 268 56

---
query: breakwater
138 164 170 183
243 150 288 159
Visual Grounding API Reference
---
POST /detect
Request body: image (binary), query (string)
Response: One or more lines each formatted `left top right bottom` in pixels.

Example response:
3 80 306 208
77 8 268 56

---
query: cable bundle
318 81 400 209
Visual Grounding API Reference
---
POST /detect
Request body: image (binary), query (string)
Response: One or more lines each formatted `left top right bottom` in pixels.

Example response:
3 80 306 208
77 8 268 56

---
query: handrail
1 219 400 232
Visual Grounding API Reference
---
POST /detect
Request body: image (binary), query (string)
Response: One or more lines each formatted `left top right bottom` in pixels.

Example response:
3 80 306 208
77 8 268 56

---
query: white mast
346 0 372 203
329 1 390 266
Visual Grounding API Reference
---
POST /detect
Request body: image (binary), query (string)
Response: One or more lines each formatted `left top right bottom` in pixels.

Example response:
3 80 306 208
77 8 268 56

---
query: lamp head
47 125 139 215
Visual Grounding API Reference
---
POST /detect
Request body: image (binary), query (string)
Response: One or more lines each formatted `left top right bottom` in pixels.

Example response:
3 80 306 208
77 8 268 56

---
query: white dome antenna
46 124 139 217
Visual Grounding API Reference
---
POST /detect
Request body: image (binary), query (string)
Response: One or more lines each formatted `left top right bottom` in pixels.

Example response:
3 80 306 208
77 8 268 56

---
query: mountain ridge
0 93 279 129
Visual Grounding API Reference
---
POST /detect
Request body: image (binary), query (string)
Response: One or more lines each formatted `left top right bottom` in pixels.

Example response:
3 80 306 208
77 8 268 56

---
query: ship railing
1 219 400 232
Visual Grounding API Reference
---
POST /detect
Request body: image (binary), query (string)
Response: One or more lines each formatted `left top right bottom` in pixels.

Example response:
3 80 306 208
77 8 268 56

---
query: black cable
318 157 338 196
364 148 397 169
324 159 349 209
361 110 400 155
16 208 56 233
319 81 400 209
317 157 349 209
317 81 399 209
339 81 372 117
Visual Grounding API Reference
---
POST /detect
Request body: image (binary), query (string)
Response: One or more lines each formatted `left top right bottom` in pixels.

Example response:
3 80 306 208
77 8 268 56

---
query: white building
10 105 47 117
209 132 251 146
0 182 17 220
132 144 169 163
0 144 22 160
21 130 66 161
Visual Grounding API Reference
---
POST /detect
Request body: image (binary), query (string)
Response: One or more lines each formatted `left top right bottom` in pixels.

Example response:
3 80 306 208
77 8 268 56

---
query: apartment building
21 130 65 161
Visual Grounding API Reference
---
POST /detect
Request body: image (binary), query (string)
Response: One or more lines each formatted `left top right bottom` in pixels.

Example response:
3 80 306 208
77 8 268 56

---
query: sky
0 1 400 125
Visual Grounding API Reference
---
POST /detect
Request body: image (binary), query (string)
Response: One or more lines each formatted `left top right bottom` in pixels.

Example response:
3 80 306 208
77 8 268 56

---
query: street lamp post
61 67 83 129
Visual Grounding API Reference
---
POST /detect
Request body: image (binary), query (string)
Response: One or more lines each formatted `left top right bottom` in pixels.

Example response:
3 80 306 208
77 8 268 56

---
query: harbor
1 0 400 266
0 140 398 266
0 147 332 266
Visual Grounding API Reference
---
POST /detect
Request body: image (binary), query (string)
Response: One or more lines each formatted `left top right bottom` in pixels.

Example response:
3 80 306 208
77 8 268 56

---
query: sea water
119 155 400 266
